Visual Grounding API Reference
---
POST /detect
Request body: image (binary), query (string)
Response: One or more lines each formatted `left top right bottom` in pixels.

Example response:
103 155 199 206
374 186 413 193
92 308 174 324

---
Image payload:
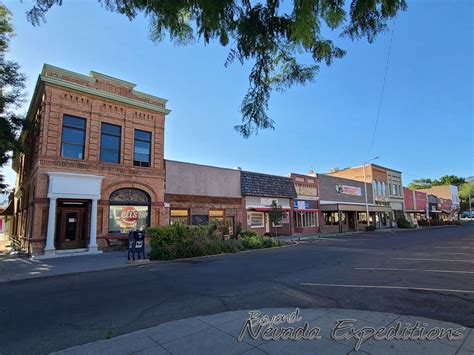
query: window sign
109 205 149 234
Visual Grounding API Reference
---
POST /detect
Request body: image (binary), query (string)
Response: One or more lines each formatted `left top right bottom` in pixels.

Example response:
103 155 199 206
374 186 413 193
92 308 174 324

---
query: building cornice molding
41 75 171 115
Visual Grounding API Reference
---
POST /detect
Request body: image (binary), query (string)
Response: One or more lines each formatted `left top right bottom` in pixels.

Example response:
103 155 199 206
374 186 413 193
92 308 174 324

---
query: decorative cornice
41 75 171 115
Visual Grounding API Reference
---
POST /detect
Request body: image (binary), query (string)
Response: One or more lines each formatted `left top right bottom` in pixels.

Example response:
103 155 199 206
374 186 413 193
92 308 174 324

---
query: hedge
147 224 284 260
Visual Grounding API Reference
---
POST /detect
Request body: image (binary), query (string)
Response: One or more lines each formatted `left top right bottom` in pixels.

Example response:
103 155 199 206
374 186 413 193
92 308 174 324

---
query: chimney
307 169 317 177
234 166 242 171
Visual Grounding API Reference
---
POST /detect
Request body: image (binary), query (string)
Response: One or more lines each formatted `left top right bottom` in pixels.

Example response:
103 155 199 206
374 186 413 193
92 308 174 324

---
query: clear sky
2 0 473 190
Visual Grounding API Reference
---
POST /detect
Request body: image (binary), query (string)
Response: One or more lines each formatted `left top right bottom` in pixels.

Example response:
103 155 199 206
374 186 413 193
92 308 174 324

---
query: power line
367 19 397 158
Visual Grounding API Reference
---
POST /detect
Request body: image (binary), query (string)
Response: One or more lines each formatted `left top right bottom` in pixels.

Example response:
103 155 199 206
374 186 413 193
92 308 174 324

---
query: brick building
404 188 428 221
11 64 170 256
327 163 405 227
164 160 243 235
241 171 296 236
318 174 390 232
290 172 320 234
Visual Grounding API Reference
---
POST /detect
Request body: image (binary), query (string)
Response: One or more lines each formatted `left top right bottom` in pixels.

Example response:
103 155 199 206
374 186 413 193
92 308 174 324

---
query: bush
454 220 461 225
148 224 284 260
262 237 283 248
238 230 258 239
417 219 429 227
365 224 376 231
397 217 413 229
241 235 263 249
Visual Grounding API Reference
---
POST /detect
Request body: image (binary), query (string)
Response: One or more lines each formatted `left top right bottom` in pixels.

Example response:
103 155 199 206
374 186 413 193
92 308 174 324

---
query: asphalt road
1 224 473 354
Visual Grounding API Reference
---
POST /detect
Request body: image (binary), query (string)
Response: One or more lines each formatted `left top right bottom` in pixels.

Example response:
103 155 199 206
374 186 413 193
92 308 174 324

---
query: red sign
120 206 139 226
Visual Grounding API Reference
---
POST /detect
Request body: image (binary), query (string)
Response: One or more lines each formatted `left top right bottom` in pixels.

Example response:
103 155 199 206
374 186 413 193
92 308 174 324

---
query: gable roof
241 171 297 198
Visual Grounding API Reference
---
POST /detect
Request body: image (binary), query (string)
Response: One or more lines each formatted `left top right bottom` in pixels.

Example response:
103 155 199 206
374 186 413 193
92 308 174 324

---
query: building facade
327 164 405 227
403 188 428 222
290 172 320 234
11 64 170 256
318 174 390 232
417 185 460 219
164 160 243 235
241 171 296 236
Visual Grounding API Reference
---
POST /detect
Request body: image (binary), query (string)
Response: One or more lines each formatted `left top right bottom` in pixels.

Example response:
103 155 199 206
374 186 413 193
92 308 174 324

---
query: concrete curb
51 307 474 355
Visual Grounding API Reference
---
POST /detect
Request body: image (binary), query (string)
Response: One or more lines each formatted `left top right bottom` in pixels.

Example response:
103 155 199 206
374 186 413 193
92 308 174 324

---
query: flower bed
147 225 284 260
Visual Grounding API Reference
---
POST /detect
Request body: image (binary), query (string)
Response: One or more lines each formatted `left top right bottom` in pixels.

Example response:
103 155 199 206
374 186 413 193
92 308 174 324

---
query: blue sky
2 0 473 190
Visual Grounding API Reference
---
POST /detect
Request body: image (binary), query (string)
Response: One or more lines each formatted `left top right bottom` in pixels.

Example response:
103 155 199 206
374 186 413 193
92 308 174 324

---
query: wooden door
59 209 85 249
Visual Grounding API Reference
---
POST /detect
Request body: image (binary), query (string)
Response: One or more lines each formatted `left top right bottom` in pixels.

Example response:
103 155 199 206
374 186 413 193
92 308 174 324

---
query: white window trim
248 212 265 228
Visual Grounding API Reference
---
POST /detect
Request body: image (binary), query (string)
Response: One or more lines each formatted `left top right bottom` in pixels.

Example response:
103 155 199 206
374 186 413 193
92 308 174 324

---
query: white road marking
393 257 474 263
300 283 474 294
433 247 474 249
355 267 474 274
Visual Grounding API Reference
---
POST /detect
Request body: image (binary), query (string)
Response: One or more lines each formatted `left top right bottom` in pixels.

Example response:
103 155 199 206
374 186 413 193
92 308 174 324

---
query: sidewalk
52 307 474 355
0 251 136 283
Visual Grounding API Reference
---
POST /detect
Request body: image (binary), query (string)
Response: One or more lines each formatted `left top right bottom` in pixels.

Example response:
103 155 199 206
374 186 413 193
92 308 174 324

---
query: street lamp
363 157 379 226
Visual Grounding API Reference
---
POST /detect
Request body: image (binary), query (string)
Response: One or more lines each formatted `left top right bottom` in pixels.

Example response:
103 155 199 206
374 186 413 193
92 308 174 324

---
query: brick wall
14 67 168 254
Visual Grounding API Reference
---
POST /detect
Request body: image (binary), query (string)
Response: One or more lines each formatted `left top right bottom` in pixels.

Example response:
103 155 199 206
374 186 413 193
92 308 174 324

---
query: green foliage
408 175 466 190
148 224 282 260
396 217 412 229
0 4 26 192
458 182 474 210
365 224 376 231
27 0 406 137
238 230 258 238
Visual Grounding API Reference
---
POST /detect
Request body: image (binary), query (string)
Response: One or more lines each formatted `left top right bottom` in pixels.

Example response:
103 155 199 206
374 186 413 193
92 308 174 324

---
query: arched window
377 181 382 196
373 180 377 195
109 188 151 235
382 182 386 196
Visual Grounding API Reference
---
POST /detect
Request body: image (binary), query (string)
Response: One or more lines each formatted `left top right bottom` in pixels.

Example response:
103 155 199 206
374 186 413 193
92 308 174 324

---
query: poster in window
109 205 149 234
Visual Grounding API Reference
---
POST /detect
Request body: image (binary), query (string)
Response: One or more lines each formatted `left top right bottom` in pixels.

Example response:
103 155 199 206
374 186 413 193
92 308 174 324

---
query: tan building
327 164 405 227
164 160 244 235
10 64 170 256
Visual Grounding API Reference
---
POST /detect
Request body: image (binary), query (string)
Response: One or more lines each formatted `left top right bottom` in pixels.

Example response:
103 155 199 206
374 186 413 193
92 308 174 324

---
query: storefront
245 196 292 235
108 188 151 235
241 171 296 236
290 173 320 234
165 160 243 236
404 188 428 223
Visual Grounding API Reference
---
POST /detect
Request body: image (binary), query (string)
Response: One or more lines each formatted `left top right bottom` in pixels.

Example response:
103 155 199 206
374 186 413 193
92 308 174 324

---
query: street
1 224 473 354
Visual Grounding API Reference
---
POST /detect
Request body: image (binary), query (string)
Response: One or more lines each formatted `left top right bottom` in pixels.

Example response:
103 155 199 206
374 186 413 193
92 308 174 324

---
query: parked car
461 211 474 218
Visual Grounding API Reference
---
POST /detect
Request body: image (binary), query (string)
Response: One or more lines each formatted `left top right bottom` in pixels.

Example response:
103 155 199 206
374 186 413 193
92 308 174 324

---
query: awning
0 200 14 216
320 203 391 213
294 209 320 212
250 207 291 212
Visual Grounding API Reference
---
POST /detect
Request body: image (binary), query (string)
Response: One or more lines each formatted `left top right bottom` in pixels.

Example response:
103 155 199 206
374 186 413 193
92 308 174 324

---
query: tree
433 175 465 187
268 199 282 237
458 182 474 211
408 178 433 190
0 4 26 193
27 0 407 137
408 175 466 190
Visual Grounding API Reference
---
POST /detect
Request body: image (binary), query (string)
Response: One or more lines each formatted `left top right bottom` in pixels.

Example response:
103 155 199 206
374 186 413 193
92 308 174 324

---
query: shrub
238 230 258 239
454 220 461 225
262 237 283 248
397 217 412 229
241 235 263 249
148 224 285 260
365 224 376 231
417 219 429 227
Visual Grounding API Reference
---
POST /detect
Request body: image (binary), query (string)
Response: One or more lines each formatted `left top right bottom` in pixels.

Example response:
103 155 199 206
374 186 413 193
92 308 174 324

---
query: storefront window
209 210 224 224
109 188 150 234
295 212 316 227
324 212 339 225
358 212 367 224
170 209 189 225
248 212 264 228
